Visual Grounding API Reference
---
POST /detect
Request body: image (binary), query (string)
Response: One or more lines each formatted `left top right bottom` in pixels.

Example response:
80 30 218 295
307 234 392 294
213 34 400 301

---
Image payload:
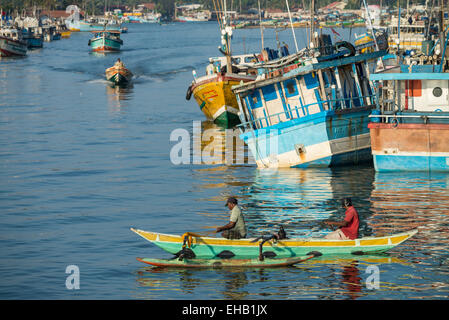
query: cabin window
433 87 443 98
287 83 295 94
253 96 258 104
245 56 254 63
261 84 278 101
249 90 263 109
283 79 298 97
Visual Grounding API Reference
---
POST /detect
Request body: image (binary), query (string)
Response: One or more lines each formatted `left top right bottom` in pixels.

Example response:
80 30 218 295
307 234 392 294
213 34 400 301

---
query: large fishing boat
186 4 257 128
21 27 43 49
187 54 257 128
233 36 386 168
0 28 28 57
367 12 449 172
88 30 122 52
388 15 429 52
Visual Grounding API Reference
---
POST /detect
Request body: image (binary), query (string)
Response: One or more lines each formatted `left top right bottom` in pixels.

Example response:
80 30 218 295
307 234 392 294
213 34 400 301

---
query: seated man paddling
216 197 247 239
324 197 359 240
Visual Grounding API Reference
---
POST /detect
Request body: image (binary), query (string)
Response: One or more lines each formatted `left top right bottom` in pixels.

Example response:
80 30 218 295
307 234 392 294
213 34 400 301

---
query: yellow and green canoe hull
131 228 418 259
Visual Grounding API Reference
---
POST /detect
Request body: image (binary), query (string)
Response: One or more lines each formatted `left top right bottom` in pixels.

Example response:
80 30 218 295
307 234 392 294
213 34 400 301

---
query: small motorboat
105 59 133 85
61 31 71 38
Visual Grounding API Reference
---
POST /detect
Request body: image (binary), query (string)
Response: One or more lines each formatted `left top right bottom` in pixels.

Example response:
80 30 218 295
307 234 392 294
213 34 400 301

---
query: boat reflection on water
133 253 411 300
369 172 449 255
295 253 411 300
134 266 251 299
241 167 376 238
191 121 254 166
190 164 376 238
90 51 121 58
367 171 449 298
106 83 134 110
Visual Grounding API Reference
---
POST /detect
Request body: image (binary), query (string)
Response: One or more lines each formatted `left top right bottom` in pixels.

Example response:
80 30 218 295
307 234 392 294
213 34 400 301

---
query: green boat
88 30 123 52
131 228 418 259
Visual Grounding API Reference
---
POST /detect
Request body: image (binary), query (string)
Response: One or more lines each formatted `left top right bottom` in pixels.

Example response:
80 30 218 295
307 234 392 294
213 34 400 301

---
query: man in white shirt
216 197 247 239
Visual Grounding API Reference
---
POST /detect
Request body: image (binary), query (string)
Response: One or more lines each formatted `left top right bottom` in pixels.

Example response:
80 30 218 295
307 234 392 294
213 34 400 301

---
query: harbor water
1 22 449 300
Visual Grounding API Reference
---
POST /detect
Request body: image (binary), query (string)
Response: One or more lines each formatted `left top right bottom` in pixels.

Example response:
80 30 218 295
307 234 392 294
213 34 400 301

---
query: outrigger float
136 254 317 268
131 228 418 260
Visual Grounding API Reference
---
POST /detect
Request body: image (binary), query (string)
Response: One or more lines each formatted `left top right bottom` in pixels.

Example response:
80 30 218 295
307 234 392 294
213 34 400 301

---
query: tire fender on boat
186 85 193 100
335 41 356 57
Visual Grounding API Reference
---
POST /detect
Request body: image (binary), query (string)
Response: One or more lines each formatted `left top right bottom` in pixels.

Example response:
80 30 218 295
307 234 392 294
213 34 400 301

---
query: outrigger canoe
131 228 418 259
136 254 316 268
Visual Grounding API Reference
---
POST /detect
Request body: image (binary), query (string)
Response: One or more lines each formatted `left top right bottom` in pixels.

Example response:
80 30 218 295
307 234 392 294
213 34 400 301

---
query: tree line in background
1 0 428 17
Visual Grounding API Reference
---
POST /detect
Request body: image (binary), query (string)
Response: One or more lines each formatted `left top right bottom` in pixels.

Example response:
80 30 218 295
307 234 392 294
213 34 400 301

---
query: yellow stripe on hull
388 41 423 47
131 228 417 248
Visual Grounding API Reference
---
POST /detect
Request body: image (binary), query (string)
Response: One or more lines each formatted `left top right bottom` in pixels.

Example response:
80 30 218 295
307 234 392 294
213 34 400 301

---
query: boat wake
130 65 195 83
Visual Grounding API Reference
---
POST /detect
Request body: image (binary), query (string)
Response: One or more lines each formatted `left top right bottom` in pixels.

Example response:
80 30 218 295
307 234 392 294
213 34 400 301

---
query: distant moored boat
0 28 28 57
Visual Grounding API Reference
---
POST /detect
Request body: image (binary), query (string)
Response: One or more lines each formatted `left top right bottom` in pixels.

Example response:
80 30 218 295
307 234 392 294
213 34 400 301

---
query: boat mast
223 0 233 74
285 0 299 52
362 0 380 52
397 0 401 54
438 0 446 71
310 0 315 47
258 0 264 49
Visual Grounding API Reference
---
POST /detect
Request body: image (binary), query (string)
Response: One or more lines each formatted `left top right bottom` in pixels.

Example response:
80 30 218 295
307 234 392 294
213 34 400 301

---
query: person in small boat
216 197 247 239
324 198 359 240
114 58 125 69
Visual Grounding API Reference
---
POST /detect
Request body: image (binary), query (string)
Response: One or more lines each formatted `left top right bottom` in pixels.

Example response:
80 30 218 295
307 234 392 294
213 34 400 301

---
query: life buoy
391 118 399 128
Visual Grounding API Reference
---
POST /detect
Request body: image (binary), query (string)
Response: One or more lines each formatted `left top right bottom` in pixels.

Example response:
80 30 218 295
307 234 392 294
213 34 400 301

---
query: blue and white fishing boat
233 37 386 168
21 27 43 49
367 11 449 172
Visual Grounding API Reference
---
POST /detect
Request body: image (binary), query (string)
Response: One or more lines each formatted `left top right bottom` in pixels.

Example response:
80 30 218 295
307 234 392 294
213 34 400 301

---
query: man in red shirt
324 198 359 240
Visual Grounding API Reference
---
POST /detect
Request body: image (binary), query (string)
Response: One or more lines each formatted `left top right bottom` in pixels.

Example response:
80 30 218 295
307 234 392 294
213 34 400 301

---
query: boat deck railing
238 93 376 131
369 113 449 124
